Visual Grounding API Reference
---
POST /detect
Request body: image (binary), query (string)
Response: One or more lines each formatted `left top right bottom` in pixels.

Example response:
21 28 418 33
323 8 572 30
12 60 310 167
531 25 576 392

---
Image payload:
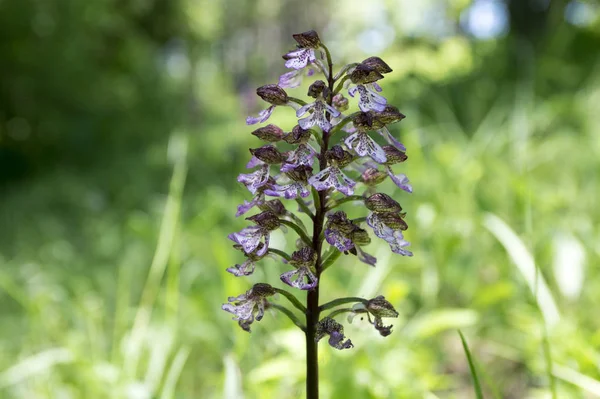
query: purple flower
284 48 317 70
237 164 270 195
296 100 340 132
280 144 315 173
344 131 387 163
265 165 312 200
222 283 276 332
246 105 276 125
315 317 353 350
348 83 387 112
324 211 376 267
349 295 399 337
308 166 356 196
226 243 269 276
228 226 270 257
280 247 318 290
366 212 412 257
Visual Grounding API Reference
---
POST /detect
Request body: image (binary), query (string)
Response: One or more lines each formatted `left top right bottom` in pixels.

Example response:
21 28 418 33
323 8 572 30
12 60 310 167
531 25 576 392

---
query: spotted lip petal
308 167 356 196
344 132 387 164
284 48 316 70
237 164 270 195
280 266 318 290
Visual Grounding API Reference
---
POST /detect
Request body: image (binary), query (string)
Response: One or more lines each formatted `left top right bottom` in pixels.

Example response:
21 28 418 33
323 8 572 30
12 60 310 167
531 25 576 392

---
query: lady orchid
223 30 414 399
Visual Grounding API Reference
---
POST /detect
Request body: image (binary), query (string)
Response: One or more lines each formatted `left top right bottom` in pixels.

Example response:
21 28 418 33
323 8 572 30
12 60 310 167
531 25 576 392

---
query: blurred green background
1 0 599 398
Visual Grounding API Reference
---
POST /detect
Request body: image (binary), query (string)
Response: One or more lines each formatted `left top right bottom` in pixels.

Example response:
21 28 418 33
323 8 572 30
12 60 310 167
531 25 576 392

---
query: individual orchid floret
237 164 270 195
251 124 284 142
366 210 412 257
348 83 387 112
344 130 387 163
283 125 312 145
315 317 353 350
265 165 312 199
226 243 269 276
282 30 321 70
280 247 318 290
280 144 315 173
235 181 281 217
247 85 289 125
308 146 356 195
379 146 412 193
296 83 341 132
349 295 399 337
222 283 276 332
324 211 376 266
228 211 281 256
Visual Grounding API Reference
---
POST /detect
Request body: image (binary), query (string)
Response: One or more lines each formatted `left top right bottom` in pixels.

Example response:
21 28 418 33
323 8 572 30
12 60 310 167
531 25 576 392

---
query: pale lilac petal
285 48 313 70
377 127 406 151
298 115 315 130
334 170 356 196
308 167 334 192
246 156 262 169
348 86 358 98
389 230 413 256
257 234 270 257
236 198 260 217
264 183 304 200
246 106 275 125
325 103 341 118
296 103 314 117
279 70 302 88
366 213 396 242
371 82 382 92
325 228 354 252
386 169 413 193
229 226 263 254
356 247 377 266
346 132 387 163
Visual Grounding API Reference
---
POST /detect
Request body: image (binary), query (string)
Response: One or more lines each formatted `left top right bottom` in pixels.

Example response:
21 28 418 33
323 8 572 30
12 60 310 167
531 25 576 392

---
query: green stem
268 248 291 261
333 75 350 95
352 216 367 224
320 248 342 272
327 195 365 210
269 303 306 332
296 199 315 220
333 63 358 81
326 307 355 319
319 297 368 312
289 212 308 232
288 96 307 106
321 44 333 77
273 287 307 313
279 219 312 247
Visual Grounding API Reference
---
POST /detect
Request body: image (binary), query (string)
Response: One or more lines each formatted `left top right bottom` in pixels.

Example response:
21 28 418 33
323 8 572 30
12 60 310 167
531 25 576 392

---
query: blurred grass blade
125 133 188 378
160 346 190 399
552 232 586 300
483 213 560 327
542 324 558 399
458 331 484 399
0 348 73 388
553 364 600 397
223 353 245 399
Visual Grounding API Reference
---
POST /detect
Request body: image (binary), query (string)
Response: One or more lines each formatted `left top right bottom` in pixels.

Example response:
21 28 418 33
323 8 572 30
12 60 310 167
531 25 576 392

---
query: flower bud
367 295 399 318
352 111 384 131
259 199 286 216
290 247 317 268
332 94 349 112
251 124 284 142
382 146 408 164
292 30 321 48
251 283 276 298
365 193 402 213
286 165 312 182
350 64 384 84
377 212 408 231
350 227 371 246
361 168 387 186
256 84 288 105
325 145 354 168
361 57 392 74
249 145 284 164
308 80 328 98
246 211 281 230
375 106 406 125
283 125 311 144
315 317 354 350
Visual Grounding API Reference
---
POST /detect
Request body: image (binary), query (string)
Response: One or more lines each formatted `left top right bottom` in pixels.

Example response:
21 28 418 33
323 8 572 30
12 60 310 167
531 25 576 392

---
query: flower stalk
222 30 413 399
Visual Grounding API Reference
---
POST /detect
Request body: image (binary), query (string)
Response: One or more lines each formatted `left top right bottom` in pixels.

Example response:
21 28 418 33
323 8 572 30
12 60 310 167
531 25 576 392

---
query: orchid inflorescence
222 29 411 380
